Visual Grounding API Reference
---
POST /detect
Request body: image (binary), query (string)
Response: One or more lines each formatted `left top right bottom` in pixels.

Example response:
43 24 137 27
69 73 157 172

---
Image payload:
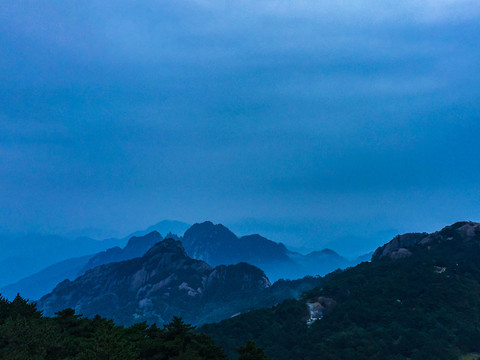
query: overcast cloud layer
1 0 480 254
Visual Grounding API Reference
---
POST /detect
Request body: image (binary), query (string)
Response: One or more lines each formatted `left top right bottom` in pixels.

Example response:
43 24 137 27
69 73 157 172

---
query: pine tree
237 340 270 360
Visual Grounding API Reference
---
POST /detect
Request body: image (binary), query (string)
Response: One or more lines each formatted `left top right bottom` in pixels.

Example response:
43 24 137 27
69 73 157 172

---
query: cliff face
37 238 271 326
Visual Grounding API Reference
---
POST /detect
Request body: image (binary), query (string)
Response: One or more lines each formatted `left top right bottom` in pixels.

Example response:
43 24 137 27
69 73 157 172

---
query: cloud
0 0 479 243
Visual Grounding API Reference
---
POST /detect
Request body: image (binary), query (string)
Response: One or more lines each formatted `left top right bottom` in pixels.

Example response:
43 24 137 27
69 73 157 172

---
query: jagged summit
143 237 186 257
143 238 193 261
164 232 180 241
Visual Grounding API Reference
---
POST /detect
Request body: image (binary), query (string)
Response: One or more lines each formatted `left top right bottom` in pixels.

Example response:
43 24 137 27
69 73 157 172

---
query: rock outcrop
372 221 480 260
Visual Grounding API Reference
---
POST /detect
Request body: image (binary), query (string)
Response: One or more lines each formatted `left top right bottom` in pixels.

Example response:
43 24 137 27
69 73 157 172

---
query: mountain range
0 233 121 288
0 232 164 301
0 254 93 301
37 237 324 326
1 221 350 300
3 220 480 359
0 221 190 300
181 221 351 281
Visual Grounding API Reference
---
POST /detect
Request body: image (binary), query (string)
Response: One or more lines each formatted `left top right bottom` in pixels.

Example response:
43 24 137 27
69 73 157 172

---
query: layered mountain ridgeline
0 233 122 287
37 237 324 327
182 221 351 281
1 221 349 301
79 231 164 274
0 295 230 360
125 220 190 240
0 221 189 297
0 255 93 301
0 231 167 301
202 221 480 360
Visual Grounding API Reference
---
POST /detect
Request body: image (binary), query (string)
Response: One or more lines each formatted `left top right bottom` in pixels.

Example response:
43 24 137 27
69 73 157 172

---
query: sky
1 0 480 255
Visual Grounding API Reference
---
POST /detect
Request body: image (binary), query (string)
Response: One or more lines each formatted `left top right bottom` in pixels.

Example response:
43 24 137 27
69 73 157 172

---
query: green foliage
202 241 480 360
0 296 228 360
237 340 269 360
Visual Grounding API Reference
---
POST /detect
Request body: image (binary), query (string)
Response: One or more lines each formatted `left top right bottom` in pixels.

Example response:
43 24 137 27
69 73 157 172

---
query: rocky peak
372 232 427 260
419 221 480 245
143 238 187 259
164 232 180 241
182 221 215 240
206 262 271 291
180 222 238 265
372 221 480 260
457 221 480 237
183 222 237 245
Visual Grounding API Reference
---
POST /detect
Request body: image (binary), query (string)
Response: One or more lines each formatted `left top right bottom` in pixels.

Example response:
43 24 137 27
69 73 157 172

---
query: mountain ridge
37 236 273 326
2 220 352 301
79 231 164 274
182 221 351 280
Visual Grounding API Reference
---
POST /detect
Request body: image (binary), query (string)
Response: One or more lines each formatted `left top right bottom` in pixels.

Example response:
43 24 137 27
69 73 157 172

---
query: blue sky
1 0 480 255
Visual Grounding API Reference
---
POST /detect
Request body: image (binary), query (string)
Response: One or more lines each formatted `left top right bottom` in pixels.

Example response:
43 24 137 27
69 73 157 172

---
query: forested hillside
202 222 480 360
0 295 240 359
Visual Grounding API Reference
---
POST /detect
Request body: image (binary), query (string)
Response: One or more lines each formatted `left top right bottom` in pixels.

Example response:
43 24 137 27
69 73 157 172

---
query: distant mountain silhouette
181 221 351 280
0 255 93 300
124 220 190 239
2 220 351 301
79 231 164 274
0 221 190 299
0 233 121 287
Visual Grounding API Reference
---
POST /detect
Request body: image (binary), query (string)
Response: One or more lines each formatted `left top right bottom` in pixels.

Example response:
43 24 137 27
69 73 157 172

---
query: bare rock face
372 233 427 260
388 248 413 260
372 221 480 261
458 222 480 237
306 296 336 324
37 238 272 327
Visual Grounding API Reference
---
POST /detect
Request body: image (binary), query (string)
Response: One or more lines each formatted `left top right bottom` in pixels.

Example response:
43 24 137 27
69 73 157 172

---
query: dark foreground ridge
201 221 480 360
0 295 231 359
